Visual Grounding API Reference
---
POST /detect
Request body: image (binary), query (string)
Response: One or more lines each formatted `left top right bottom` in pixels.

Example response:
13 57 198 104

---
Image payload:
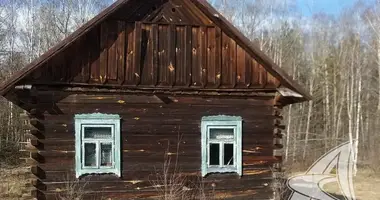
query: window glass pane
209 143 220 165
224 143 234 165
100 143 113 167
84 143 97 167
210 128 234 140
84 127 112 139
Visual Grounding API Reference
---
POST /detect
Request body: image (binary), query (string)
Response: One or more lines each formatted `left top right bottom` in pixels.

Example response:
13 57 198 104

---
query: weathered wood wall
24 94 284 200
25 21 280 90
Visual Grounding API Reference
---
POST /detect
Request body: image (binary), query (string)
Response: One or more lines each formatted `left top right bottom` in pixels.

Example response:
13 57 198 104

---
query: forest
0 0 379 199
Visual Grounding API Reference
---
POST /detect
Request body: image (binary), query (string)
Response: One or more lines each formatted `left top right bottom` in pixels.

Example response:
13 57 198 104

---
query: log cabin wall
24 21 280 90
24 93 284 200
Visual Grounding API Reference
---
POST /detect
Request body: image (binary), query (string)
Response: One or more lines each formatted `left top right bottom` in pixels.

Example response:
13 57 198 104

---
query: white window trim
201 115 242 177
75 113 121 178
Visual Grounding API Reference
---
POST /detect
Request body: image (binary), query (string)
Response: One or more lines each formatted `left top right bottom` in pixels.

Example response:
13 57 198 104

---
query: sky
296 0 362 16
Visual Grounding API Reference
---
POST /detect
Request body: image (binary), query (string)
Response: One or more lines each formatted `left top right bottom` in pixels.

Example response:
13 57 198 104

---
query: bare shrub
0 140 23 167
150 134 223 200
270 164 292 200
193 176 219 200
150 134 194 200
56 174 88 200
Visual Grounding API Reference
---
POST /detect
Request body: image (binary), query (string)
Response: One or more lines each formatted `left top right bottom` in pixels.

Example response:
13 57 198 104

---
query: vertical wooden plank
266 72 278 88
207 27 216 87
259 64 268 88
175 25 186 86
244 52 252 87
34 64 46 81
100 22 108 84
56 51 67 82
192 26 201 86
125 23 135 85
152 24 159 86
158 24 169 86
185 26 192 86
230 37 237 88
134 22 142 85
200 26 207 87
69 41 81 83
168 24 176 86
221 32 230 86
140 24 153 85
44 61 53 82
32 66 42 80
274 76 281 87
107 21 118 83
250 59 261 88
89 28 100 84
117 21 126 85
236 45 246 87
215 27 222 87
80 33 90 83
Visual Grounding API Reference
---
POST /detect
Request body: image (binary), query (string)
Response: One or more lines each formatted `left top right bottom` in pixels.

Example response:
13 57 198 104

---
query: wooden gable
0 0 311 102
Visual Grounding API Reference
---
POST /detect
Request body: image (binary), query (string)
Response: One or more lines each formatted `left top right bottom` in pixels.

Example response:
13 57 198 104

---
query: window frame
75 114 121 178
201 116 242 177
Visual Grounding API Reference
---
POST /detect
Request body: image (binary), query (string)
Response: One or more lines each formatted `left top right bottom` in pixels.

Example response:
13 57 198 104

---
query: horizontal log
32 154 277 173
273 163 282 172
273 118 282 125
31 165 44 179
274 124 285 130
273 128 282 135
273 138 283 149
31 179 47 191
31 189 46 200
273 149 283 157
29 108 45 119
41 187 274 200
29 118 45 131
42 174 273 193
29 130 45 139
31 152 45 163
33 87 276 98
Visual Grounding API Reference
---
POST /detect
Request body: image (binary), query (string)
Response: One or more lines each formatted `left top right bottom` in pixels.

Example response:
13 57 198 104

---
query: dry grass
323 168 380 200
56 175 88 200
288 167 380 200
0 167 29 200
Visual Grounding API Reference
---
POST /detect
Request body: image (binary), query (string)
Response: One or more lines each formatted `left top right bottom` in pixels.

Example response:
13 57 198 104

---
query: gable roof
0 0 311 102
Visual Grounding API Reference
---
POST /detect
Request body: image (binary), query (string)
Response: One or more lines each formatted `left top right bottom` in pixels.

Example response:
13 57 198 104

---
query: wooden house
0 0 311 199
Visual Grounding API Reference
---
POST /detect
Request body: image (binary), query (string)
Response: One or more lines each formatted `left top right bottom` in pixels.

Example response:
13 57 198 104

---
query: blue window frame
201 116 242 176
75 114 121 178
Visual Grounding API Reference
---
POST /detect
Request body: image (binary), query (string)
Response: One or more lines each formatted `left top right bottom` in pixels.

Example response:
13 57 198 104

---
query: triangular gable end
0 0 311 103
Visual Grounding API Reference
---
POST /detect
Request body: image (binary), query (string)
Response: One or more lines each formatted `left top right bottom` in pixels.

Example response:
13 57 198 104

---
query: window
201 116 242 176
75 114 121 178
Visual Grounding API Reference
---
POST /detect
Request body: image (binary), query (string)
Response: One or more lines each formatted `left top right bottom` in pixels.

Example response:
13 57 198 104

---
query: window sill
76 168 121 178
204 167 241 177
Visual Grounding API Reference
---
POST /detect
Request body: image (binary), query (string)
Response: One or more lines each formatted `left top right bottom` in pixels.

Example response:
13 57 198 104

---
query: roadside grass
288 166 380 200
0 167 29 200
323 168 380 200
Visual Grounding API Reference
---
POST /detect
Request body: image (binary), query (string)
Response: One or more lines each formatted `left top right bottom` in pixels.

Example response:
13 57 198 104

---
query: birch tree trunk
303 72 314 159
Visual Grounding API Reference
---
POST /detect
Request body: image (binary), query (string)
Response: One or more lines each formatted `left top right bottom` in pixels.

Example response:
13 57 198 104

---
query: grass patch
0 167 29 200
